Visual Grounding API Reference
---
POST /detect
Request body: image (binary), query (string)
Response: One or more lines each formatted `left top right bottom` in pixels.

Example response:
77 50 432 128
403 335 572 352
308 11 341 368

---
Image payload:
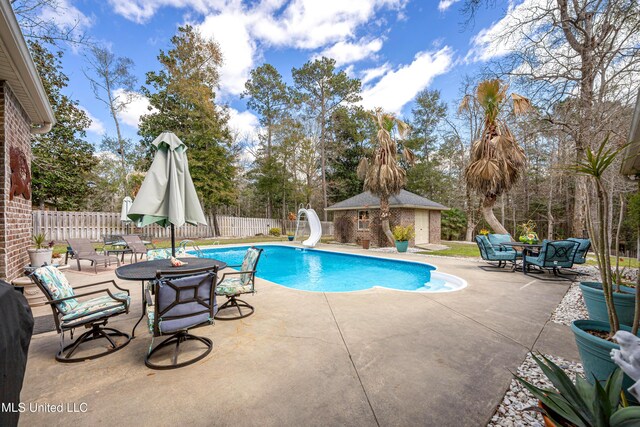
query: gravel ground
487 353 584 427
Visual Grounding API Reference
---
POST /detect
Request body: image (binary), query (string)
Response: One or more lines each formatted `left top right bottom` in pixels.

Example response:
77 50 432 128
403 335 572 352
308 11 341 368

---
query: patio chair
475 235 519 270
567 238 591 264
29 265 131 362
97 234 124 254
524 240 580 280
487 233 513 252
122 235 149 263
215 246 263 320
67 238 120 273
146 247 187 261
145 266 219 370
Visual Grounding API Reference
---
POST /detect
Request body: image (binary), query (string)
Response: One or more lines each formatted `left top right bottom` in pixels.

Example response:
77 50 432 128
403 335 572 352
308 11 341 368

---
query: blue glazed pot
395 240 409 253
571 320 638 393
579 282 637 327
287 236 294 241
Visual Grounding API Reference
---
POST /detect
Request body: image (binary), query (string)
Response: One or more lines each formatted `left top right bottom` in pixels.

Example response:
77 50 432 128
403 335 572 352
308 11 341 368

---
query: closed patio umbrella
120 196 133 234
127 132 207 256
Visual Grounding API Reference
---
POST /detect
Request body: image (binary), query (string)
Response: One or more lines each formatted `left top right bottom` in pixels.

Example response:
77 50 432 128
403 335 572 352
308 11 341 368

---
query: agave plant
463 79 531 235
358 108 415 246
517 353 640 426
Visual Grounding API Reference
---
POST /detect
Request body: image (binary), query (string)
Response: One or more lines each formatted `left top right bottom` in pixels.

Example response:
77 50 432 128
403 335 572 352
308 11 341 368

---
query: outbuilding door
414 210 430 244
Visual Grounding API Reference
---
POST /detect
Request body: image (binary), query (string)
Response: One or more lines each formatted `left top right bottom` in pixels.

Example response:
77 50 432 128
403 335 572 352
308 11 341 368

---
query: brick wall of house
0 83 33 281
333 208 416 247
429 210 442 243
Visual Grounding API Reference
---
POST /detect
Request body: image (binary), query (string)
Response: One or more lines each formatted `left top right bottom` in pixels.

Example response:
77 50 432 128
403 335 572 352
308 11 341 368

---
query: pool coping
192 242 468 294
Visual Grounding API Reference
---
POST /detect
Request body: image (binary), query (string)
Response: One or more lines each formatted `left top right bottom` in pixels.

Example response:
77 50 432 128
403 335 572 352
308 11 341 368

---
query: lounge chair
29 265 131 362
215 246 263 320
146 247 187 260
524 240 580 280
475 235 519 270
145 266 219 369
67 238 120 273
122 235 149 263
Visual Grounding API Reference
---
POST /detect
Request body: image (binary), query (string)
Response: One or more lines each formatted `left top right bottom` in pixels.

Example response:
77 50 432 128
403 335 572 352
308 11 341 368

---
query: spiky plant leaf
610 406 640 426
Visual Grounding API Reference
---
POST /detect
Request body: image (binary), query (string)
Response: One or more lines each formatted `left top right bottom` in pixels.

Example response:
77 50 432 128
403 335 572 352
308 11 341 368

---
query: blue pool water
194 245 465 293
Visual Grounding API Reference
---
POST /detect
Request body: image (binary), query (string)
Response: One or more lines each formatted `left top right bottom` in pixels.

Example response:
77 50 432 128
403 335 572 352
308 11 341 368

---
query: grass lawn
417 241 480 258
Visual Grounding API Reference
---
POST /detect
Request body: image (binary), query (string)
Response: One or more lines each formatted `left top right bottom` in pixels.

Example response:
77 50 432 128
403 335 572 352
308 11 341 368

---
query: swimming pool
194 245 466 293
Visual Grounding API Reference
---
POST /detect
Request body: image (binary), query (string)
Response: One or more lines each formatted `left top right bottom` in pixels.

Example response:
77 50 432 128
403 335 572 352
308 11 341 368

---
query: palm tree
463 79 531 235
358 108 415 246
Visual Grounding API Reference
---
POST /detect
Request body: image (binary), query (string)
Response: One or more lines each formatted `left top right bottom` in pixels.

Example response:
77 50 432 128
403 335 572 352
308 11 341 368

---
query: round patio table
116 258 227 338
500 242 543 273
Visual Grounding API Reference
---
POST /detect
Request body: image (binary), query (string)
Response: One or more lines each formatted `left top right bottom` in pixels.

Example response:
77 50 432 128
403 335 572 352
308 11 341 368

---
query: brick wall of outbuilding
0 83 33 281
333 208 416 247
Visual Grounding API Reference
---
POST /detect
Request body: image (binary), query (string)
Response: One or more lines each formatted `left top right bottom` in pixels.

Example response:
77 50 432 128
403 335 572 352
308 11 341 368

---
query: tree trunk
380 196 395 246
464 187 477 241
320 95 328 221
211 207 220 237
482 193 509 235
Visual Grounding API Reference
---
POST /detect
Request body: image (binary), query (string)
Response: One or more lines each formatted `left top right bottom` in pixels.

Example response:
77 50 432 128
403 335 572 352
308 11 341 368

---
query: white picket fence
32 210 334 241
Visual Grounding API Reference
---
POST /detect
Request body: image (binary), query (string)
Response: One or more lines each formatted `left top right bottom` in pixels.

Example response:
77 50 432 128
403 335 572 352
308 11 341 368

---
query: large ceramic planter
580 282 636 327
287 236 294 241
361 239 370 250
571 319 638 394
395 240 409 253
27 248 52 267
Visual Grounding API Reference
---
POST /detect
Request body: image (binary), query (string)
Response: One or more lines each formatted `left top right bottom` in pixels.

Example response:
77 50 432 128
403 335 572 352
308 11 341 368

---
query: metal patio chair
66 238 120 273
475 235 519 270
524 240 580 280
29 265 130 362
145 266 219 369
214 246 263 320
122 235 149 263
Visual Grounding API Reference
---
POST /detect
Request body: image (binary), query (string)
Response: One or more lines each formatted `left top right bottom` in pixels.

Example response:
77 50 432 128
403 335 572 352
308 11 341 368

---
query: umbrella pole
171 224 176 257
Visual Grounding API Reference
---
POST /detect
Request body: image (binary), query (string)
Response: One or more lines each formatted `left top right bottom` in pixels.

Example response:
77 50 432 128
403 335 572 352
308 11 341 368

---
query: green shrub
268 227 281 236
441 208 467 240
392 225 415 241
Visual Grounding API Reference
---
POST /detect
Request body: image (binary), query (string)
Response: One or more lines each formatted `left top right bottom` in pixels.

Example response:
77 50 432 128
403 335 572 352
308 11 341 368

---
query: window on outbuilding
357 210 370 230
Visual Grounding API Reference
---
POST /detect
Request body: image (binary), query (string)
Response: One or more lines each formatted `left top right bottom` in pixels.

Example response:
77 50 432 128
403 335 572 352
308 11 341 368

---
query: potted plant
392 225 415 253
570 137 639 385
287 232 295 242
518 220 539 244
517 353 640 426
28 233 54 267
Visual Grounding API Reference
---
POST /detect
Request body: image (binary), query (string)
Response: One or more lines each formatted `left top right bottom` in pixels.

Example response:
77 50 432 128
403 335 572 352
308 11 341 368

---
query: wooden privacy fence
32 210 334 241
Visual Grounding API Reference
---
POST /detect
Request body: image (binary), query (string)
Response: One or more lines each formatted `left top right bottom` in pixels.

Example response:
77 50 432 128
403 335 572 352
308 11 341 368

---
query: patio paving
19 245 577 426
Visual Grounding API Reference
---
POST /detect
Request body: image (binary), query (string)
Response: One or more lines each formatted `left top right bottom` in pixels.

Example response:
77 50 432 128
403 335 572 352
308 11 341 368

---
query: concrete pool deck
19 243 578 426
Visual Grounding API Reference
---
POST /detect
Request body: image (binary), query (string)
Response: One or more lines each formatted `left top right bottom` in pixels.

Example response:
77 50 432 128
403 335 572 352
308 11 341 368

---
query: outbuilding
326 189 448 247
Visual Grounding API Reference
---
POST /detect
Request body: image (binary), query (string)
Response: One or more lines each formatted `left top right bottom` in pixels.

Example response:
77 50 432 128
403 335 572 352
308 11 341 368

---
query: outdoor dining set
25 243 264 370
475 233 591 280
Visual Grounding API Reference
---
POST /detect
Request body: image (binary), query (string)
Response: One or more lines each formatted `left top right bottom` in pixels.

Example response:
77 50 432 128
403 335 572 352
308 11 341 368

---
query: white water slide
294 206 322 247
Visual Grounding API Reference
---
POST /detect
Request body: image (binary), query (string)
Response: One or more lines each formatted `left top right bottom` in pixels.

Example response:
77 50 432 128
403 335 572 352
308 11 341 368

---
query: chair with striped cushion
29 265 131 362
215 246 263 320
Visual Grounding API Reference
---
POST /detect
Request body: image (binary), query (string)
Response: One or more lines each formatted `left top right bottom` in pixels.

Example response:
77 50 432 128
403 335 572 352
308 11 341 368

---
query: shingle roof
326 189 448 211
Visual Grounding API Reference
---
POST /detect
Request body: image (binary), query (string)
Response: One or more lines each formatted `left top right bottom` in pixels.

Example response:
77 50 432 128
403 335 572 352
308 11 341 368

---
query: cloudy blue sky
45 0 514 146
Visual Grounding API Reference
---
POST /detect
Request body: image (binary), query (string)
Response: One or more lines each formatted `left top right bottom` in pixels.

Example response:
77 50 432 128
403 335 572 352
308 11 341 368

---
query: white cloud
39 0 93 32
360 47 453 113
79 107 106 134
107 0 221 24
227 108 260 139
438 0 460 12
114 89 155 128
466 0 544 63
360 62 392 85
198 11 257 96
317 38 383 66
